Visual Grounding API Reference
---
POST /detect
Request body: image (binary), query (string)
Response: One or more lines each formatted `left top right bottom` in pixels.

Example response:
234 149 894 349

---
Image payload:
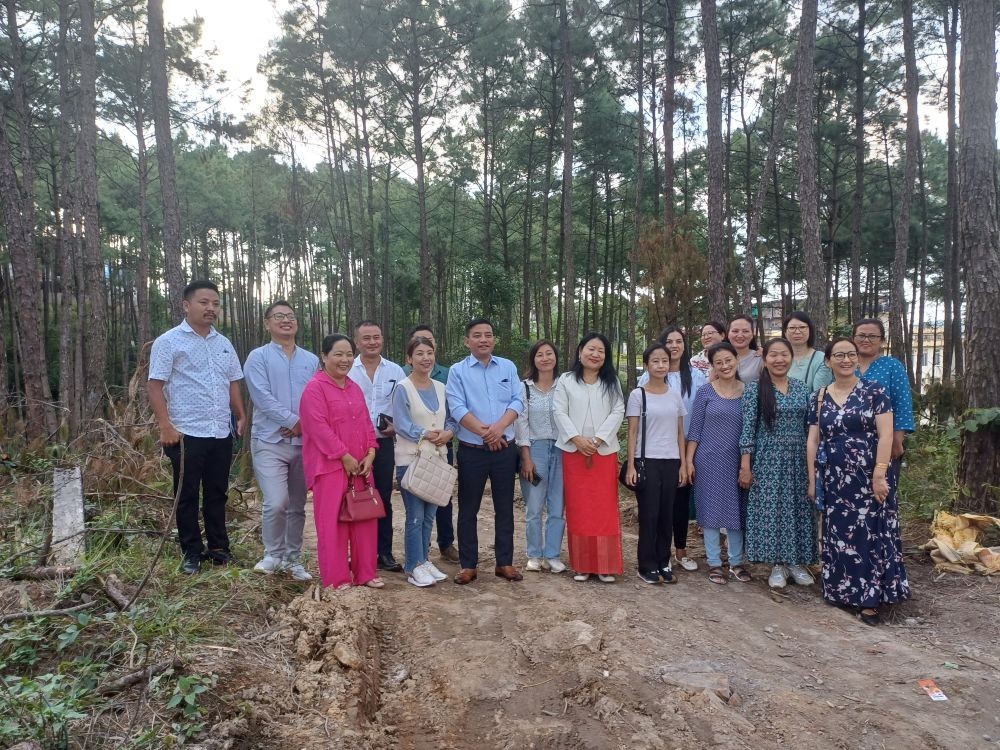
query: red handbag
338 474 387 523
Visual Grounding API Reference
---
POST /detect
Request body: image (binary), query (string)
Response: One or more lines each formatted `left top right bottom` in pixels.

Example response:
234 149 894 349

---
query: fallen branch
97 658 182 696
100 573 132 610
0 600 98 624
125 439 185 610
9 565 83 581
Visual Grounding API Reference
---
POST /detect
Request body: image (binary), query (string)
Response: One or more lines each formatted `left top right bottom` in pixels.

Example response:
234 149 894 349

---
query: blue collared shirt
148 320 243 439
244 342 319 444
348 355 406 437
446 354 524 444
857 356 915 433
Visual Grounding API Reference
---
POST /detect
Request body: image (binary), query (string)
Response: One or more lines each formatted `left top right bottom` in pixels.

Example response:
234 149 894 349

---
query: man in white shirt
349 320 406 572
244 301 318 581
147 281 246 575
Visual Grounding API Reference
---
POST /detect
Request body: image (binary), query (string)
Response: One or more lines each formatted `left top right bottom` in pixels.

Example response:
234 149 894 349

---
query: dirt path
218 490 1000 750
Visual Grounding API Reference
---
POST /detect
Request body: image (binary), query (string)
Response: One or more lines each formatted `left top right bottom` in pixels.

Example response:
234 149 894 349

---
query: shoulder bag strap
805 350 820 384
816 386 827 431
639 387 647 462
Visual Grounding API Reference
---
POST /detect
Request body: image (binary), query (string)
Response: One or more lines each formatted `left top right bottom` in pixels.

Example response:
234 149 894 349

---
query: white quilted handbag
400 440 456 507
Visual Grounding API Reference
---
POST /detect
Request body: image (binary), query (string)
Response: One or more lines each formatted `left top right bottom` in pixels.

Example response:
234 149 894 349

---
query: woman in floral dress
807 337 907 626
739 338 815 589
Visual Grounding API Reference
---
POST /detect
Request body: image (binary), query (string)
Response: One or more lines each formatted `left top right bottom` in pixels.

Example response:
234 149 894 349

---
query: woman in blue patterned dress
740 338 815 589
686 342 749 585
807 337 907 626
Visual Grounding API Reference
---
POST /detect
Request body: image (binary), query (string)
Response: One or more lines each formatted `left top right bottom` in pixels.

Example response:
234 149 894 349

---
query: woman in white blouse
553 332 626 583
515 340 566 573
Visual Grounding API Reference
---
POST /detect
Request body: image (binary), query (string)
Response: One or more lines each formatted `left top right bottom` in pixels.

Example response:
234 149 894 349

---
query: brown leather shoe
454 568 478 585
439 545 460 564
494 565 524 582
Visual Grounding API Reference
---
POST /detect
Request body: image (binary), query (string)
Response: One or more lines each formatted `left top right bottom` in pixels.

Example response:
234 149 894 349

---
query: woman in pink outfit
299 333 382 589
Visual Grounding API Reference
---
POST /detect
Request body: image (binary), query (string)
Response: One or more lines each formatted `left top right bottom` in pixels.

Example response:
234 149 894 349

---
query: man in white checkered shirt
147 280 246 575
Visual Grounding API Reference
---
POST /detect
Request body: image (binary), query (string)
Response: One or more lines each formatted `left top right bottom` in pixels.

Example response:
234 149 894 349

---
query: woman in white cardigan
552 332 626 582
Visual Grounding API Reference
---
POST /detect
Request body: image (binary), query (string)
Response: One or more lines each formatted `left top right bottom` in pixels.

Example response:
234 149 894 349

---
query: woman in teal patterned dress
739 338 816 589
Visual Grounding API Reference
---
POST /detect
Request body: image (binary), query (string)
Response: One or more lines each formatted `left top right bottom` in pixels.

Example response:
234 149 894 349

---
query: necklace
714 381 742 399
829 379 858 402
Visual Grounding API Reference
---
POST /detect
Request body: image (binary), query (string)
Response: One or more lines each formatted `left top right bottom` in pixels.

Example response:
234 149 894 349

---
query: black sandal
730 566 752 583
858 608 880 626
708 567 727 585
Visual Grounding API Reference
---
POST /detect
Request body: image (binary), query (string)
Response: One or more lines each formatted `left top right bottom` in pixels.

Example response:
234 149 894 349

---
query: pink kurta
300 372 379 587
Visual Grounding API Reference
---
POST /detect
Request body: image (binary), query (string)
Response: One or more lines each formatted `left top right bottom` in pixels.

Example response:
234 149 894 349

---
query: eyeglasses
268 313 297 322
785 325 809 332
830 351 859 361
854 333 881 342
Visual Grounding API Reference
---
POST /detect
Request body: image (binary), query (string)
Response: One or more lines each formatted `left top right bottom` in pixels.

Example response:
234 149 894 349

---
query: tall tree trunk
794 0 826 341
627 0 644 391
848 0 866 323
957 0 999 514
700 0 726 320
57 0 81 434
408 18 432 322
942 0 960 379
559 0 577 360
0 0 54 438
889 0 919 379
662 0 677 240
148 0 185 321
77 0 107 420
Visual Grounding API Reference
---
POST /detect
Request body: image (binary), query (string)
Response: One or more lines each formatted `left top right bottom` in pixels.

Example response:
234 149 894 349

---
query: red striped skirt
562 451 623 575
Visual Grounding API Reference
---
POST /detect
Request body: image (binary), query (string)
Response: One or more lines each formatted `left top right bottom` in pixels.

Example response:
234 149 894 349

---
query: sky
163 0 286 117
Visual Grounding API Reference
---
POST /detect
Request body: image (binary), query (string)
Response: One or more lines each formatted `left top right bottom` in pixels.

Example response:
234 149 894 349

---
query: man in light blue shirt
245 301 319 581
446 318 524 584
349 320 407 572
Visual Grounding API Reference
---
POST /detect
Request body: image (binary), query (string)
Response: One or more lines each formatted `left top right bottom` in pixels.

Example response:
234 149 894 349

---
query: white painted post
52 467 85 565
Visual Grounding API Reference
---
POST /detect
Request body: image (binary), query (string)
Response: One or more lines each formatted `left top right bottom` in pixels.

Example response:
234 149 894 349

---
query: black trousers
164 435 233 559
635 458 680 574
456 443 517 569
435 443 455 550
373 436 396 559
674 484 692 550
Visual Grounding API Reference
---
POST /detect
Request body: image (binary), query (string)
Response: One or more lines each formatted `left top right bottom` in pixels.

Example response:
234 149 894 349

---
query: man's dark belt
458 440 513 451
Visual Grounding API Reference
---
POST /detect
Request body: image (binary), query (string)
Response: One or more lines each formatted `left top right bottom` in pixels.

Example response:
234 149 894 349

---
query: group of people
148 280 914 626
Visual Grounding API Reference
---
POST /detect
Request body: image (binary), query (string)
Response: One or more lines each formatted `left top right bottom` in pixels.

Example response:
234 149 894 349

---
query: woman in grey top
515 340 566 573
728 314 763 383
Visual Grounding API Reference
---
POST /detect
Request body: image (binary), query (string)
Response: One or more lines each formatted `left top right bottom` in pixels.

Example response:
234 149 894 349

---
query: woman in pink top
300 333 381 589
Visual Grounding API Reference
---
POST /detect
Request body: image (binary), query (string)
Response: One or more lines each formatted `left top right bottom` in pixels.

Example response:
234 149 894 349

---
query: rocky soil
196 494 1000 750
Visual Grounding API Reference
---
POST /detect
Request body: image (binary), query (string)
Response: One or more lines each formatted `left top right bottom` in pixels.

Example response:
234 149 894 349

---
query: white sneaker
407 564 436 587
678 556 699 572
526 558 543 572
547 558 566 574
597 574 616 583
285 563 312 581
768 565 788 589
573 573 591 582
786 564 815 585
420 561 447 582
253 556 284 574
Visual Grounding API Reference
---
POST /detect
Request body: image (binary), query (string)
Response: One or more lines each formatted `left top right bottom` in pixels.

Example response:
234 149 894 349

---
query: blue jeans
519 440 565 560
704 527 745 568
396 466 437 573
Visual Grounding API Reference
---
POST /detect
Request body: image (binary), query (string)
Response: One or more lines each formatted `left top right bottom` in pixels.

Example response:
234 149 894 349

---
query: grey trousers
251 439 307 561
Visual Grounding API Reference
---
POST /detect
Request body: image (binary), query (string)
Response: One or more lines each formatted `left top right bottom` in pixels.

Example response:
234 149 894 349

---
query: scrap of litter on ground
922 510 1000 575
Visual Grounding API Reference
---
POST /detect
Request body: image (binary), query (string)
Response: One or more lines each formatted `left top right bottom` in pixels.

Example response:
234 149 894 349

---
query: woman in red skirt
552 332 626 582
